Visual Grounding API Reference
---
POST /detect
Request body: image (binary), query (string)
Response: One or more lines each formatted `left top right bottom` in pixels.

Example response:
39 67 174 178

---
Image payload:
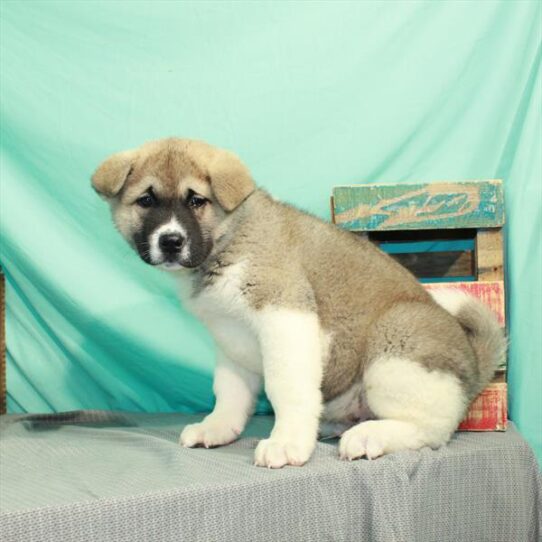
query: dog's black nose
159 234 184 253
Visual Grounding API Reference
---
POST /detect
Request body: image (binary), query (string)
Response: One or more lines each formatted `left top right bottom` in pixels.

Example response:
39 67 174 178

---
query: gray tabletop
1 411 540 542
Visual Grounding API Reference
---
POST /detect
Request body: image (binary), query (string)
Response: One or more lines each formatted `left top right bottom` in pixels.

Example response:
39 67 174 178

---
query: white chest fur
179 262 263 374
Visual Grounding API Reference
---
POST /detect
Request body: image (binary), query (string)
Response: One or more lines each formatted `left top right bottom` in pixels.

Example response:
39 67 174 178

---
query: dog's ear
91 150 137 199
207 149 255 211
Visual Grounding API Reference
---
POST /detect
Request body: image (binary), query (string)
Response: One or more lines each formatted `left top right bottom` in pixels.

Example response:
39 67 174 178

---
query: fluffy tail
429 289 507 394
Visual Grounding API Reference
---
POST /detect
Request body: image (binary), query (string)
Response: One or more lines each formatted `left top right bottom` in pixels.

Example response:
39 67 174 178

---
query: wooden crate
331 180 507 431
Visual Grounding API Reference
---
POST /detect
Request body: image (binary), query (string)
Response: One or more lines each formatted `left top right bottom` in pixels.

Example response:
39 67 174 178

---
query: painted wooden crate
330 180 508 431
332 180 504 232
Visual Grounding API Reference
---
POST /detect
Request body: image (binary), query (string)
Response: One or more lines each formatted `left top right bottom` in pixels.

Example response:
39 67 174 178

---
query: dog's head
92 138 255 270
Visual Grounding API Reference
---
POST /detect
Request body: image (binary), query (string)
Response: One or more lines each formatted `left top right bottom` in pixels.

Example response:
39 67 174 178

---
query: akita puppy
92 138 505 468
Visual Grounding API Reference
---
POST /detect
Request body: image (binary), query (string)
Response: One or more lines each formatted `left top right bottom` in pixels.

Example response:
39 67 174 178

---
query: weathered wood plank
333 180 504 231
423 280 506 326
476 228 504 281
390 250 474 279
458 382 507 431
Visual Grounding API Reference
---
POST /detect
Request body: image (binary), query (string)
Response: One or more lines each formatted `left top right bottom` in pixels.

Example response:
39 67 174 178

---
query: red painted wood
458 383 507 431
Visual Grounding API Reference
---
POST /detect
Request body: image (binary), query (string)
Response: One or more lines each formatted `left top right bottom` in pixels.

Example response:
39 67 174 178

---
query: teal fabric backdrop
1 1 540 460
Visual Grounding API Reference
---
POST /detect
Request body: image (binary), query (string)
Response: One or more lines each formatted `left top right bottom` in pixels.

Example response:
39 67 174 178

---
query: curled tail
429 289 507 394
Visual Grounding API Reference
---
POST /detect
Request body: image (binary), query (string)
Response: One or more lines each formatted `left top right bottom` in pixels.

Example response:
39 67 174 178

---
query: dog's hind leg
339 356 468 460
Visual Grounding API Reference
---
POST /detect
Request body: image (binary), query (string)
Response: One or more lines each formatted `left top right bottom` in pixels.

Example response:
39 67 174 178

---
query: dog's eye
186 192 208 209
136 194 154 208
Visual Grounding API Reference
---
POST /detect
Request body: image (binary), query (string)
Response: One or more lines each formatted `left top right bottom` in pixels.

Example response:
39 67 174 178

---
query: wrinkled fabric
0 2 540 461
1 413 541 542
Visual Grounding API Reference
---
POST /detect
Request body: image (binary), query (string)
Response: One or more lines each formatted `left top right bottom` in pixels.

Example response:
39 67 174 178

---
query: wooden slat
423 280 505 326
476 228 504 281
458 382 507 431
333 180 504 231
390 250 474 279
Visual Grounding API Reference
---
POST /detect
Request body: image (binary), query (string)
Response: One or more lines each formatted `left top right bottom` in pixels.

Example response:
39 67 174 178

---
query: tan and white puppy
92 138 506 468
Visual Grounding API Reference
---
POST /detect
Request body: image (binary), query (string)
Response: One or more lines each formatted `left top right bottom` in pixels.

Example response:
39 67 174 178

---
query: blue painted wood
419 276 476 283
333 180 504 231
378 238 474 254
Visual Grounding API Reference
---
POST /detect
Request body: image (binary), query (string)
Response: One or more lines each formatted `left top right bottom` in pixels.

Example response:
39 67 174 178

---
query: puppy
92 138 506 468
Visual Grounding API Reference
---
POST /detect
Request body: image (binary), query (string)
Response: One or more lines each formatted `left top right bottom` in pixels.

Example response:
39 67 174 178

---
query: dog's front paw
254 437 315 468
179 418 241 449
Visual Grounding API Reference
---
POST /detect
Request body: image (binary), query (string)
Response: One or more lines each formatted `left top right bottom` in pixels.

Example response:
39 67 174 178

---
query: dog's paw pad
254 438 313 468
179 421 240 448
339 422 385 461
179 424 202 448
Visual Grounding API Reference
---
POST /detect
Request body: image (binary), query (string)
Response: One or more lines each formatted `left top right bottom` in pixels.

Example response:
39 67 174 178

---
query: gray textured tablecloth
0 411 540 542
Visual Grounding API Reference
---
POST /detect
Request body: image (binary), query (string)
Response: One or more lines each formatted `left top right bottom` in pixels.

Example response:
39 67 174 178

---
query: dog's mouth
150 249 186 270
140 250 192 270
157 260 186 271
